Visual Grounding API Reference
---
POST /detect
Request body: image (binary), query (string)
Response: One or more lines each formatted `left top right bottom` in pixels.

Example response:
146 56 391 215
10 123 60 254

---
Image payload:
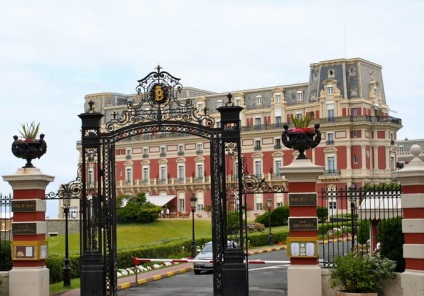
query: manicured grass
48 219 213 255
50 279 80 295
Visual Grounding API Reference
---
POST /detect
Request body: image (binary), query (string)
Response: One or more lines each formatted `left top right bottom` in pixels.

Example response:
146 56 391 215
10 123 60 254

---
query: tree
116 193 161 224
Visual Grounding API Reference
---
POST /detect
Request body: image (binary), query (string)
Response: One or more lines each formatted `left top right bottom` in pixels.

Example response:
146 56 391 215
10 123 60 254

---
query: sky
1 0 423 218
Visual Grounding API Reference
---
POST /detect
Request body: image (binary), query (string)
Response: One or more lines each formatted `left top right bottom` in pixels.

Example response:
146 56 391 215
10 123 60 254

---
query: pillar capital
3 168 54 191
283 158 324 183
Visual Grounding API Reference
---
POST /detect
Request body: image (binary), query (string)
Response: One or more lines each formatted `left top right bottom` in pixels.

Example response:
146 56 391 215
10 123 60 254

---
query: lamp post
190 193 197 258
267 197 273 246
63 187 72 287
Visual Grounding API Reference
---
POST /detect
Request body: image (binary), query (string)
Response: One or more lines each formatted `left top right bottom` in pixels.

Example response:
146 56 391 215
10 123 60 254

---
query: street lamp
190 193 197 258
62 187 72 287
267 197 273 246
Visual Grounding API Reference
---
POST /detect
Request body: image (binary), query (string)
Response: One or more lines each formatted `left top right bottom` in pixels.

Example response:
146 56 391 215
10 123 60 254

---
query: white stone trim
402 193 424 208
402 219 424 233
403 244 424 259
3 168 54 190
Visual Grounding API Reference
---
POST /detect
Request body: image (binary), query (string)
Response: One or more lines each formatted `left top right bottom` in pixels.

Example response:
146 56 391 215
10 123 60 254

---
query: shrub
330 253 396 294
0 241 12 271
317 206 328 223
255 206 289 227
356 219 370 244
377 217 405 272
246 222 265 232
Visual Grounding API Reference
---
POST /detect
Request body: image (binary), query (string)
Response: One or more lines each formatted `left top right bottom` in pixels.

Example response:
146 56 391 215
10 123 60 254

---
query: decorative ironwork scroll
105 65 215 132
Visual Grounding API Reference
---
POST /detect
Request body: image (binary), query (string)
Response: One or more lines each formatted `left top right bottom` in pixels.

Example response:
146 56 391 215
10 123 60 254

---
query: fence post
284 158 324 296
392 144 424 295
3 167 54 296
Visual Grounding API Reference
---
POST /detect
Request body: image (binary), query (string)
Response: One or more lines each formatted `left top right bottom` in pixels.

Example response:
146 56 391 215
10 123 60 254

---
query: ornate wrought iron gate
78 67 247 295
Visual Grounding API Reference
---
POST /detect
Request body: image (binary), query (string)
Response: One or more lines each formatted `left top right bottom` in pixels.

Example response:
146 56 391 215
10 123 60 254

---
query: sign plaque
12 200 36 212
289 193 317 206
12 223 37 235
289 217 318 231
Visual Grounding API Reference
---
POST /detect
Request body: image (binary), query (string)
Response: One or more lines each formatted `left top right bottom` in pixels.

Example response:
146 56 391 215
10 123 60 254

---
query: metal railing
0 193 13 271
319 186 402 266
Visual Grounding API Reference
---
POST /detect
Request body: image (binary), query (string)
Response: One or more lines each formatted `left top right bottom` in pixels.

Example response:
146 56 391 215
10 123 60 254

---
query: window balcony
160 152 166 157
142 154 149 159
177 151 185 156
323 169 340 176
326 140 335 145
176 178 185 184
194 177 204 183
196 150 203 155
272 173 283 180
126 154 132 160
274 144 281 149
254 145 261 151
158 178 168 184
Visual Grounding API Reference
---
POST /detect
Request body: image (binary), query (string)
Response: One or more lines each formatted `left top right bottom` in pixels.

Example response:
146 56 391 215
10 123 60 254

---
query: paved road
118 249 289 295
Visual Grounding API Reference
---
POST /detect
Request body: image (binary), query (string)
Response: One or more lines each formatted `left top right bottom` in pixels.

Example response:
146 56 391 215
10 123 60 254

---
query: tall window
327 85 334 95
235 98 241 106
274 159 282 177
255 117 261 128
254 139 261 151
197 102 204 111
143 147 149 158
178 145 184 156
179 198 185 213
255 195 263 211
274 138 281 149
196 143 203 154
327 132 334 145
126 168 132 184
327 103 335 121
254 160 262 177
275 116 282 127
196 163 203 180
178 165 185 181
327 156 336 174
160 146 166 157
160 165 167 182
143 167 149 182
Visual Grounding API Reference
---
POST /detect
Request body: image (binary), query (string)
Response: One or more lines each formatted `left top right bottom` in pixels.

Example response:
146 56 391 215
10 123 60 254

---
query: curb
117 245 286 290
118 266 193 290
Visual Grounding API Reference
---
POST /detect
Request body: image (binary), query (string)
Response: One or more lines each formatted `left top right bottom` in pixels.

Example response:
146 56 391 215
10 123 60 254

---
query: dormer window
296 91 303 101
275 94 281 102
327 85 334 95
235 98 241 106
217 100 223 108
256 95 262 105
197 102 204 111
328 69 335 78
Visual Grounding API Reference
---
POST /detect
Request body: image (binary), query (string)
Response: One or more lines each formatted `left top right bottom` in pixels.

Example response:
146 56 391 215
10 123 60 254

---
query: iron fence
0 193 12 271
319 186 403 267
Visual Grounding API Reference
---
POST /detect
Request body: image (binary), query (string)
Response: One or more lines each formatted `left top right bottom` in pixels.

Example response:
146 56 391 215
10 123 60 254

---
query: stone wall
46 219 80 236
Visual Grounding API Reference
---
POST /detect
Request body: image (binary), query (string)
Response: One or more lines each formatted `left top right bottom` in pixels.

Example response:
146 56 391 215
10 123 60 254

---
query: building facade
75 58 402 218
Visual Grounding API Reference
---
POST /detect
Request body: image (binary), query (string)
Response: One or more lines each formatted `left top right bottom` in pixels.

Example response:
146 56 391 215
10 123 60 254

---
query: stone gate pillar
3 167 54 296
284 158 323 296
392 144 424 296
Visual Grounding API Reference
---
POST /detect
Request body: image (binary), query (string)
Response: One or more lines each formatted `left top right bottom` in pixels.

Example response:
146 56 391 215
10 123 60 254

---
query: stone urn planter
11 134 47 168
281 123 321 159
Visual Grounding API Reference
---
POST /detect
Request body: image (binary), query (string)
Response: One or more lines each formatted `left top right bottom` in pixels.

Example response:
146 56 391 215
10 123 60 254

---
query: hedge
45 230 290 283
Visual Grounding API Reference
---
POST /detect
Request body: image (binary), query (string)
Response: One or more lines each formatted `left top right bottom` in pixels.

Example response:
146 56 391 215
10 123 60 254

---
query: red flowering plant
289 114 314 133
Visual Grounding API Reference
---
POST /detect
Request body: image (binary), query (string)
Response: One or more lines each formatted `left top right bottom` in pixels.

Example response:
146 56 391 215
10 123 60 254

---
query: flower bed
117 261 176 278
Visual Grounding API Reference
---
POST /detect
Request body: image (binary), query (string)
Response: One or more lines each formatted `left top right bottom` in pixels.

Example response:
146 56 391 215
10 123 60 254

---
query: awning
146 195 176 207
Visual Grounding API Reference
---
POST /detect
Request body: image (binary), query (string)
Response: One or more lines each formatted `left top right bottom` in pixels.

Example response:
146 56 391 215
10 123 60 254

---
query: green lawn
48 219 213 255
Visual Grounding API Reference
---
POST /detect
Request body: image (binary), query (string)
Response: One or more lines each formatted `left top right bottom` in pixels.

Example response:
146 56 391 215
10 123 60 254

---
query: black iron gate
319 185 402 265
78 67 247 295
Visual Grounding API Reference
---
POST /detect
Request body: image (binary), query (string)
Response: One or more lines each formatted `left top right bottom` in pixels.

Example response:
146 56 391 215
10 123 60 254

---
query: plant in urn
11 121 47 168
281 114 321 159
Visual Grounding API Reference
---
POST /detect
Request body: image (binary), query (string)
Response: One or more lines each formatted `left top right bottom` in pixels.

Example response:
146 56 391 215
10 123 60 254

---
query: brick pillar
392 144 424 296
3 167 54 296
284 158 323 296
